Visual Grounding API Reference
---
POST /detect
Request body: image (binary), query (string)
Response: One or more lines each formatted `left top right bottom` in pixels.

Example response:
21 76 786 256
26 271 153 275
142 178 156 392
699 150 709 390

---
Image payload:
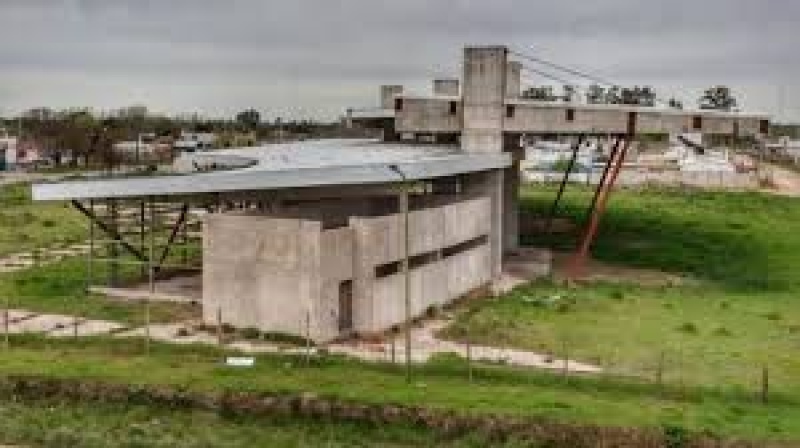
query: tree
586 84 606 104
605 86 622 105
562 85 577 103
668 98 684 110
522 86 557 102
235 109 261 130
699 86 737 111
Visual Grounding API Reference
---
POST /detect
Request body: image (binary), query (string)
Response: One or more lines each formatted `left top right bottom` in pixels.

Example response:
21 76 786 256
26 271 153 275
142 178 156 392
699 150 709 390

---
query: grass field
0 257 198 325
0 398 495 448
445 185 800 406
0 183 86 256
2 335 799 442
2 180 800 443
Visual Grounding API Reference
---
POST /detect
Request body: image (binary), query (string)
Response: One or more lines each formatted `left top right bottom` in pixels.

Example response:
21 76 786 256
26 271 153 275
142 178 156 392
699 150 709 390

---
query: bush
676 322 699 334
663 424 690 448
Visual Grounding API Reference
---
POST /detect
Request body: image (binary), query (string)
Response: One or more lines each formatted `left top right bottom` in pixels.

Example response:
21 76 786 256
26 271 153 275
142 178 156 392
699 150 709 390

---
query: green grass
0 257 198 325
3 181 800 442
444 185 800 414
1 335 799 442
0 183 86 256
0 398 496 448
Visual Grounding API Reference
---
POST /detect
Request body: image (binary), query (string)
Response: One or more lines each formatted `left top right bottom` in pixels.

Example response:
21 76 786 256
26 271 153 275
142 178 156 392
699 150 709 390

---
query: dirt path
761 163 800 197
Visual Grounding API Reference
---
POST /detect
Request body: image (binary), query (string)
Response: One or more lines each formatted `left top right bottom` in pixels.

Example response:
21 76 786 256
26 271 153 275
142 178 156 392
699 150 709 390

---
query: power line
520 66 571 85
511 48 683 108
510 49 618 88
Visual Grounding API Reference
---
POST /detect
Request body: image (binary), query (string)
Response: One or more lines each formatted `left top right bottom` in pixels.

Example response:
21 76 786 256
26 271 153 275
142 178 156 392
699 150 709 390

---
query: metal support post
547 135 585 233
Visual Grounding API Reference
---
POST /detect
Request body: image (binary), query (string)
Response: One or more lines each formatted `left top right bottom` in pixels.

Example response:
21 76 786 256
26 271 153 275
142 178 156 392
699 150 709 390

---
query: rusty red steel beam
567 136 633 280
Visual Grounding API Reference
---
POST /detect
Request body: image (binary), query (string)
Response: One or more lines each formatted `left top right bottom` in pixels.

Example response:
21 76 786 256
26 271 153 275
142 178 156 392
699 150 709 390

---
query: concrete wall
395 97 461 134
203 214 326 339
203 213 359 342
505 61 522 99
349 195 492 335
524 170 758 190
433 79 460 96
381 85 404 110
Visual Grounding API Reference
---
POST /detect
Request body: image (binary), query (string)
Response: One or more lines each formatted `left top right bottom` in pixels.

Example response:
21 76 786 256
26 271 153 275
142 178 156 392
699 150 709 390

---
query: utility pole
389 164 412 382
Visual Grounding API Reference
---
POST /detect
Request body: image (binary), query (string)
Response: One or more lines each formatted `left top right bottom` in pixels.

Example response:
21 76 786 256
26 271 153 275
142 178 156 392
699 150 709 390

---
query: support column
502 134 523 252
461 46 508 153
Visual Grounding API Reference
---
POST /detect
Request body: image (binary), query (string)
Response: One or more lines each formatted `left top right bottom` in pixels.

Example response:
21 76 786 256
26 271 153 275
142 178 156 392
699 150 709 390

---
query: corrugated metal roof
32 139 510 201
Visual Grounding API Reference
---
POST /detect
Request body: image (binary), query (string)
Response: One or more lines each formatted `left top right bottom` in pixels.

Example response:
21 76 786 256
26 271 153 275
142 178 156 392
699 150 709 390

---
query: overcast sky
1 0 798 121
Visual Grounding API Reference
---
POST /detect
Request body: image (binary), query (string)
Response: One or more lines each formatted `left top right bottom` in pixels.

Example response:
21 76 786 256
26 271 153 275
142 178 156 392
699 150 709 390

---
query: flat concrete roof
32 139 510 201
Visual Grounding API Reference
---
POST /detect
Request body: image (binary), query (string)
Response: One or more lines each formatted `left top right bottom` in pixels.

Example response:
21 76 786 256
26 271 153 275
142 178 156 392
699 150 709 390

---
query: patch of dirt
550 251 687 287
761 164 800 197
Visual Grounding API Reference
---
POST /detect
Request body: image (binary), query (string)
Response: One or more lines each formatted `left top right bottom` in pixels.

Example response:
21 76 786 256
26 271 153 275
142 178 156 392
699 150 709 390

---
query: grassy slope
0 183 86 256
2 181 799 441
1 257 198 325
0 399 495 448
0 336 799 442
444 185 800 420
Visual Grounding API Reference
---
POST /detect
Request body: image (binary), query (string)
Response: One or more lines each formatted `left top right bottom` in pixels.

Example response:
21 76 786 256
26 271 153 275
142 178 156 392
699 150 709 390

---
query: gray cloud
1 0 798 120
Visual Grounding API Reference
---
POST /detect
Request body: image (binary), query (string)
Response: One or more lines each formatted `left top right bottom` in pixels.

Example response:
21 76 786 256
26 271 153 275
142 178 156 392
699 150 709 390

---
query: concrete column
503 134 523 252
433 78 460 96
461 46 508 153
505 61 522 99
462 170 503 281
380 85 404 110
349 217 375 335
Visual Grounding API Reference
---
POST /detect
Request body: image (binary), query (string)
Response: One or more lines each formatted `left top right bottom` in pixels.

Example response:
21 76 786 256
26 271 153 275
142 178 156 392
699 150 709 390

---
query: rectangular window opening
394 98 403 111
506 105 515 118
692 116 703 130
565 108 575 122
449 101 458 115
442 235 489 258
760 119 770 135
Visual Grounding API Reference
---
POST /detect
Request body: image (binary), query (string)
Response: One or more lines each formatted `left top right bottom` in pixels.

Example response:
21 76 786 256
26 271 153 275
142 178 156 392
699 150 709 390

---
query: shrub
676 322 699 334
662 424 690 448
240 327 262 340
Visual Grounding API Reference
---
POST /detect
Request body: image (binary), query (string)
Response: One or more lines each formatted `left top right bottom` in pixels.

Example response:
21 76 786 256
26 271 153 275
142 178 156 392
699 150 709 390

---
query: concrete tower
461 46 508 154
380 85 404 110
505 61 522 99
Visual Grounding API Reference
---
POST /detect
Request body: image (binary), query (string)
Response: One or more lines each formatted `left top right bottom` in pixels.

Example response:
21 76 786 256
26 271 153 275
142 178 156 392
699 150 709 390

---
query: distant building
173 131 217 153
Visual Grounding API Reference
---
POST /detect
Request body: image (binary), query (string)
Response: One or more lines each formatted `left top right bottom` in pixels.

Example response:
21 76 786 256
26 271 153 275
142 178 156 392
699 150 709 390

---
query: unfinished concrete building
33 45 768 343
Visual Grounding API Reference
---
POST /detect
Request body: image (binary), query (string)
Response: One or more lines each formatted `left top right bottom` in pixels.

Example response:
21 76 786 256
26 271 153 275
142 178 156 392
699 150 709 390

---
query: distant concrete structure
433 79 460 96
32 44 769 343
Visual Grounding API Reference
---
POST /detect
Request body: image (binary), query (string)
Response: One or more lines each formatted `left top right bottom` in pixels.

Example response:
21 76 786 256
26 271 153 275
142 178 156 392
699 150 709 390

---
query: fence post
304 310 312 366
390 330 396 364
466 337 473 383
3 304 8 349
761 365 769 404
562 340 569 378
216 306 223 345
655 351 665 389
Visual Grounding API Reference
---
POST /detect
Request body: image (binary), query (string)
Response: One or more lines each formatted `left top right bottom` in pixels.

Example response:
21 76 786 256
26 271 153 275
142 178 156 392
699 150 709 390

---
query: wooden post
145 197 155 356
656 351 665 388
562 340 569 378
216 307 223 345
761 365 769 404
2 306 8 349
390 332 396 364
304 310 312 366
466 337 473 383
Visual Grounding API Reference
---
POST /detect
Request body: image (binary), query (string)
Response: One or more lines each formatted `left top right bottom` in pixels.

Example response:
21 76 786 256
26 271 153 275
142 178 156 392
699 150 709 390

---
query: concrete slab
117 323 217 345
48 319 125 337
91 275 202 304
0 310 36 325
7 314 78 334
